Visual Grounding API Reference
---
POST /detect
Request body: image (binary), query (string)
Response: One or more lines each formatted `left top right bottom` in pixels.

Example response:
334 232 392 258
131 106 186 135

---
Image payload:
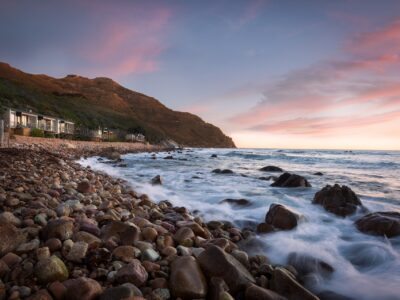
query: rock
101 221 140 245
265 204 300 230
41 219 74 241
48 281 67 300
313 184 362 217
212 169 234 174
287 252 334 280
27 289 53 300
163 155 174 159
142 227 158 241
64 277 102 300
100 283 143 300
0 222 26 256
271 173 311 188
151 175 162 185
73 231 101 249
35 256 69 284
198 245 255 295
170 256 207 299
66 241 88 262
142 248 160 262
355 211 400 237
174 227 195 246
77 181 94 194
259 166 283 172
245 284 287 300
314 172 323 176
220 198 251 206
211 154 218 158
0 212 21 227
257 222 274 234
114 260 148 286
113 246 140 263
208 277 229 300
270 267 319 300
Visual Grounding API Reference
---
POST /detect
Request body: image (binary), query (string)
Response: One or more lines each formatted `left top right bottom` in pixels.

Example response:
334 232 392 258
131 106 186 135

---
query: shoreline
0 138 334 299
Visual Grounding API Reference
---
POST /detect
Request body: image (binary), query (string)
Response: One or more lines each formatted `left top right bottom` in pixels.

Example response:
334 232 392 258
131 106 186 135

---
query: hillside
0 62 235 147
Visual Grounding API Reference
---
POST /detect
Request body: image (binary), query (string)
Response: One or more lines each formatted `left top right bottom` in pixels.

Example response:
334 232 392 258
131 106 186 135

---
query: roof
8 107 75 124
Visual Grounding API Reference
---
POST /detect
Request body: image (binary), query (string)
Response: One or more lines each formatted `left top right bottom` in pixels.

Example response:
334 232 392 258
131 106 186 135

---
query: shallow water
79 148 400 299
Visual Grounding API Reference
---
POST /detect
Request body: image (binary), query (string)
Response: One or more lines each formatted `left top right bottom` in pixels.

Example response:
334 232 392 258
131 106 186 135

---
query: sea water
79 148 400 299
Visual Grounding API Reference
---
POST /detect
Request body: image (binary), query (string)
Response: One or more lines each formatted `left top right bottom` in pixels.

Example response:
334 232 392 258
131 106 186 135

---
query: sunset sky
1 0 399 150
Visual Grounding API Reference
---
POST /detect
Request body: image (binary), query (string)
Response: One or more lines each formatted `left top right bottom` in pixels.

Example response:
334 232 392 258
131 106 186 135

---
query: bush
30 128 44 137
44 132 55 138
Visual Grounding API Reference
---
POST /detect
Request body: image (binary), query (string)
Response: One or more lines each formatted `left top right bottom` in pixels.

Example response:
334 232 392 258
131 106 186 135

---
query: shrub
44 132 55 138
30 128 44 137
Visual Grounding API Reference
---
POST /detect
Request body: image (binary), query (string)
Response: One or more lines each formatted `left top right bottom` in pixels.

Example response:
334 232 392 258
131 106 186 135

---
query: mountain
0 62 235 147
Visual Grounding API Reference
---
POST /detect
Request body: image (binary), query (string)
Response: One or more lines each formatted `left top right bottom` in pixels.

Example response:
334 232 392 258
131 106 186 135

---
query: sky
0 0 400 150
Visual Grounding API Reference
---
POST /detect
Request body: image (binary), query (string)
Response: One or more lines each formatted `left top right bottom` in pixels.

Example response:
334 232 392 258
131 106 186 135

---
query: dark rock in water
192 176 201 179
220 198 251 206
117 163 128 168
164 155 174 159
198 245 255 295
270 267 319 300
256 222 274 234
318 291 355 300
260 166 283 172
313 184 362 217
0 222 26 256
212 169 234 174
208 277 229 300
170 256 208 299
245 284 287 300
314 172 323 176
355 212 400 237
211 154 218 158
287 252 334 280
259 176 278 181
265 204 300 230
151 175 162 185
271 173 311 188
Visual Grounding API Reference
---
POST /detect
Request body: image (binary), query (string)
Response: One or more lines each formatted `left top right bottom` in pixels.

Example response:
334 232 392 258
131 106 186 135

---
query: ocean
79 148 400 299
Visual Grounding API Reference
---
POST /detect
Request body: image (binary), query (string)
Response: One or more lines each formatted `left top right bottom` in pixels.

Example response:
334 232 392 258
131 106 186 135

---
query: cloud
228 17 400 135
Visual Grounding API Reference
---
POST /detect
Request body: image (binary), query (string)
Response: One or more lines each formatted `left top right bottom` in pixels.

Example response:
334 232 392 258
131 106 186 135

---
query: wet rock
64 277 102 300
114 260 148 286
41 219 74 241
220 198 251 206
287 253 334 280
173 227 195 246
271 173 311 188
101 221 140 245
212 169 234 174
257 222 274 234
270 267 319 300
355 211 400 237
35 256 69 284
73 231 101 249
260 166 283 172
113 246 140 263
245 284 287 300
142 248 160 262
77 181 94 194
314 172 323 176
66 241 88 262
100 283 143 300
170 256 207 299
0 222 26 256
313 184 362 217
198 245 255 295
142 227 158 241
211 154 218 158
265 204 300 230
317 291 355 300
151 175 162 185
163 155 174 159
0 212 21 227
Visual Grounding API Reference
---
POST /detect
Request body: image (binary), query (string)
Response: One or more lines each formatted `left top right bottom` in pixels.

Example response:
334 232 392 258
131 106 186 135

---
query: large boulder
0 222 26 256
271 173 311 188
313 184 362 217
265 204 300 230
169 256 207 299
198 245 255 295
260 166 283 172
270 268 319 300
355 212 400 237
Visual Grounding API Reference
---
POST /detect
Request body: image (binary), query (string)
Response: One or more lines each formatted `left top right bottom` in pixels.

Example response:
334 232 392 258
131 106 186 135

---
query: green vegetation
30 128 44 137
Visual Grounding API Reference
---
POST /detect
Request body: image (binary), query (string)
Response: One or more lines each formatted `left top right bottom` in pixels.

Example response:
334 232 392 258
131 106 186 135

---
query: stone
0 212 21 227
66 241 88 262
245 284 287 300
212 169 234 174
114 260 148 286
271 173 311 188
287 252 334 280
197 245 255 295
257 222 274 234
173 227 195 246
73 231 101 249
142 227 158 241
260 166 283 172
0 259 10 277
0 222 26 256
151 175 162 185
270 267 319 300
355 211 400 237
113 246 140 263
41 219 74 241
77 181 94 194
45 238 63 252
142 248 160 262
170 256 207 299
101 221 140 245
265 204 300 230
27 289 53 300
48 281 67 300
100 283 143 300
64 277 102 300
16 238 40 254
220 198 251 206
313 184 362 216
35 256 69 284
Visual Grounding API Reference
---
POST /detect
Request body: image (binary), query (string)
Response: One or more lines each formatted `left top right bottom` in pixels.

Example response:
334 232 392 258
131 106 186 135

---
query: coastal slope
0 62 235 147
